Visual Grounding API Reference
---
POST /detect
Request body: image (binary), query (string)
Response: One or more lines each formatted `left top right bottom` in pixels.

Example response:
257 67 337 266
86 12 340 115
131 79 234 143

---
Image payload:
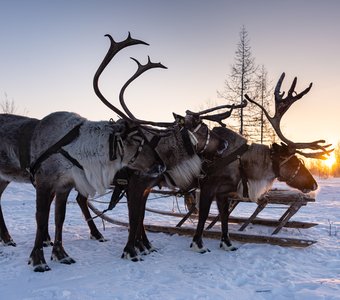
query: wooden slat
144 224 316 248
88 203 317 248
150 188 315 204
145 207 318 229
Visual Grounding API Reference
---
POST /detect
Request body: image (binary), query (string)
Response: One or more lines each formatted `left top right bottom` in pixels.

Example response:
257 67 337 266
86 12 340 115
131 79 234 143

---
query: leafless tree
218 25 257 136
0 93 17 114
251 65 277 144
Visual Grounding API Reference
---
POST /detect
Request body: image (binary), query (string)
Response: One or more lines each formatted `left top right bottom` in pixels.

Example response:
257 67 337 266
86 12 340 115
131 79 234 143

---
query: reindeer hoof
90 234 108 242
190 242 210 254
220 241 237 251
121 252 143 262
34 263 51 272
43 240 53 247
51 242 76 264
29 248 51 272
51 255 76 265
137 242 154 256
147 245 158 253
3 239 17 247
1 234 16 247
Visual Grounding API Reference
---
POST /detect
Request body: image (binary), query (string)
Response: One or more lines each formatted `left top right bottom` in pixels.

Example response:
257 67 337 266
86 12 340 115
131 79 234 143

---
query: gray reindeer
190 73 332 253
0 113 109 247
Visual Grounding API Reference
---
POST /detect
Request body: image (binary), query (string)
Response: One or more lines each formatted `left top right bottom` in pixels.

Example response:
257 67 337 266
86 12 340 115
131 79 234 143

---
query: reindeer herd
0 33 332 272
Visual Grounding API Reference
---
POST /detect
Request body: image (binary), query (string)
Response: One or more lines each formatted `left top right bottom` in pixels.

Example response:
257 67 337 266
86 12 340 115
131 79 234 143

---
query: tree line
217 25 338 177
217 25 276 144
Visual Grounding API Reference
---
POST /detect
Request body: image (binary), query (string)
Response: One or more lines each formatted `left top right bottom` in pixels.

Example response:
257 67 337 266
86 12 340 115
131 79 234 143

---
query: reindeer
109 102 248 261
24 33 232 272
0 114 110 247
190 73 332 253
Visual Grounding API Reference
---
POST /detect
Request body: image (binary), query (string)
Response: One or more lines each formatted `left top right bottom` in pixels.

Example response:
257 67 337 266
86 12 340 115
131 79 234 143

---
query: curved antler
244 73 333 159
119 57 175 127
93 33 148 119
185 100 247 127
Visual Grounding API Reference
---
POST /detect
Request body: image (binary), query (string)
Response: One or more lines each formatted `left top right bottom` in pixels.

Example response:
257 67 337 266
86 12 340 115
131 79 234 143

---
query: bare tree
0 93 17 114
251 65 277 144
218 25 257 136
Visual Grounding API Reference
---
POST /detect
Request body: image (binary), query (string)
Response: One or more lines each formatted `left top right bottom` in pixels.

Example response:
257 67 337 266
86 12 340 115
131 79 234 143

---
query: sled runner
87 188 318 248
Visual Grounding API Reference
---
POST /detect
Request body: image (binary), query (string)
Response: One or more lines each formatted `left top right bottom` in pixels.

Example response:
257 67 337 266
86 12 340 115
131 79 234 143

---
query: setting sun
324 152 336 168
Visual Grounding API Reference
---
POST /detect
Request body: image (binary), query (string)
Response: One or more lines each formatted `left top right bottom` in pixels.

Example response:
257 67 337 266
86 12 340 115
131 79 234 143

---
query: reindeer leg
191 187 213 253
138 227 157 255
122 173 147 262
135 187 157 255
0 181 16 246
28 186 53 272
51 190 76 265
42 192 55 247
76 193 107 242
216 196 237 251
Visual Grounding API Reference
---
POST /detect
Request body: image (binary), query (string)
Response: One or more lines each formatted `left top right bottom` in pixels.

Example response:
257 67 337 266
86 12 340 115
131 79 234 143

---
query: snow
0 178 339 300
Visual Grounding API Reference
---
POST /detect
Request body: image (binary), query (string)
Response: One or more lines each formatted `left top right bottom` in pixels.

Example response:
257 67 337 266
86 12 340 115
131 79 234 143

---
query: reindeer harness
203 143 250 197
192 123 211 154
271 148 303 185
27 122 149 185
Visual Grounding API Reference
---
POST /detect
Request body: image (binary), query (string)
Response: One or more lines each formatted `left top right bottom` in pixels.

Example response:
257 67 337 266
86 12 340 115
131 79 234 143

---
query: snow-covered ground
0 178 339 300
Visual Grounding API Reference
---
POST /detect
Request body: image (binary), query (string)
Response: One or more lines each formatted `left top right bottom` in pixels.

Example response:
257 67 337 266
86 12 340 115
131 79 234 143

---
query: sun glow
324 152 336 168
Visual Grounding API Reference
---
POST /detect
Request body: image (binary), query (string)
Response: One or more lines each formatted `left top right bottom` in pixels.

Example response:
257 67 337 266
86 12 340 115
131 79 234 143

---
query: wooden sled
87 188 318 248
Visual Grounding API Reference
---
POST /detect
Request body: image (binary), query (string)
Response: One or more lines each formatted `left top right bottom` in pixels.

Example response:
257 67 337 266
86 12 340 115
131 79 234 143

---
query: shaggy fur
237 143 276 201
165 155 202 189
141 126 202 190
30 112 158 197
64 121 127 196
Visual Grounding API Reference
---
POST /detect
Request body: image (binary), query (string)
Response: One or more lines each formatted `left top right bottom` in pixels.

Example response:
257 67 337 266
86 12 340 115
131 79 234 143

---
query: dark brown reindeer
26 33 231 272
0 115 110 247
109 89 247 261
190 73 332 253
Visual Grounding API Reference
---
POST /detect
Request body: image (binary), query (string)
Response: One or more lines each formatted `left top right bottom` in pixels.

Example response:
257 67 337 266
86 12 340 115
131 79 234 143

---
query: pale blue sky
0 0 339 146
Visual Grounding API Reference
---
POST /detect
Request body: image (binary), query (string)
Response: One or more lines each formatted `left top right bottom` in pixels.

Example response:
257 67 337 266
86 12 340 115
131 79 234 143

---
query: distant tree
308 158 330 178
250 65 277 144
0 93 17 114
218 25 258 136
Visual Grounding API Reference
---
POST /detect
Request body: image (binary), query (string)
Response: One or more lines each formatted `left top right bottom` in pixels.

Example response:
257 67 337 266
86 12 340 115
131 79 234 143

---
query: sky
0 0 339 147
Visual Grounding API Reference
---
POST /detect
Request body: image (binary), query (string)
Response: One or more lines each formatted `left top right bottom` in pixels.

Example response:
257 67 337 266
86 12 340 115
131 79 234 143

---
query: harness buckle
116 178 128 185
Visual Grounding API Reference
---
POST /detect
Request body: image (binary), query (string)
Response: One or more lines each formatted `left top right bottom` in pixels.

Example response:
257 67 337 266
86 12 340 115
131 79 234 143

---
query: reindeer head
245 73 332 193
271 143 317 193
173 101 247 158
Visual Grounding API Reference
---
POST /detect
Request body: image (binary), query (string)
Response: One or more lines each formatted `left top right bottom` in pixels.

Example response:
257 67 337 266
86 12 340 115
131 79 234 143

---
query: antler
185 100 248 127
93 33 148 119
119 57 176 128
244 73 333 159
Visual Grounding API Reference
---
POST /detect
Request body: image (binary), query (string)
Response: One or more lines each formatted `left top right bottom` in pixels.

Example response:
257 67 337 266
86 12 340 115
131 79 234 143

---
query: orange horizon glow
323 152 337 169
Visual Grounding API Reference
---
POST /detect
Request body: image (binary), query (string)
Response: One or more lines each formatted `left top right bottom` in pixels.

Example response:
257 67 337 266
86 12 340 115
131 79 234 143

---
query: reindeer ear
280 142 290 152
272 142 290 155
173 113 185 126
